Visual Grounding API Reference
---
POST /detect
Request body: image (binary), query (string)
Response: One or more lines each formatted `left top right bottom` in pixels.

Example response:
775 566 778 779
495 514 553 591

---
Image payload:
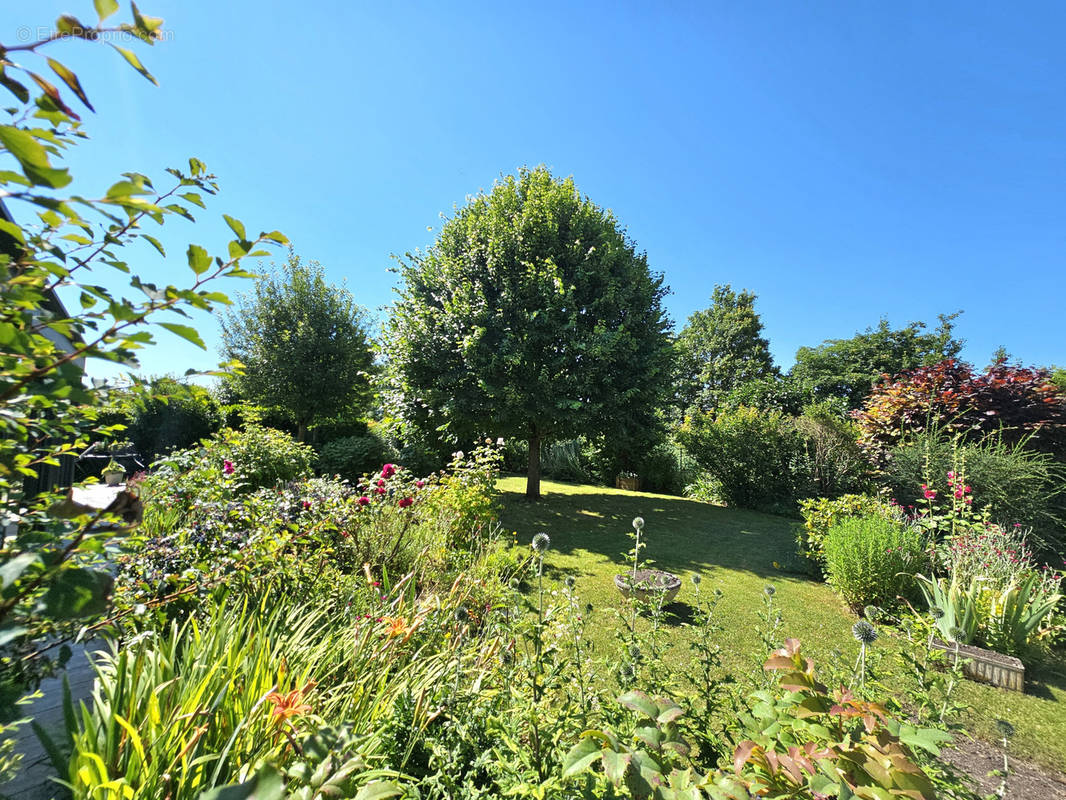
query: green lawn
497 476 1066 773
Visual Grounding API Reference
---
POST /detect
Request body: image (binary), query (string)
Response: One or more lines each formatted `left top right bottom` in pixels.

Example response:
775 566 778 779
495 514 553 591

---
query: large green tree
221 254 374 440
675 284 776 413
790 313 963 409
386 167 673 499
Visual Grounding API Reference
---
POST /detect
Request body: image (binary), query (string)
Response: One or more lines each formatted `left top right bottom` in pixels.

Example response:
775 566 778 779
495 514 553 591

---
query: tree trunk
297 423 307 443
526 431 541 500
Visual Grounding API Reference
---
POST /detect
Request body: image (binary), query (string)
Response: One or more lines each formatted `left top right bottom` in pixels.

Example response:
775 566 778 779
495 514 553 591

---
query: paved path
2 644 98 800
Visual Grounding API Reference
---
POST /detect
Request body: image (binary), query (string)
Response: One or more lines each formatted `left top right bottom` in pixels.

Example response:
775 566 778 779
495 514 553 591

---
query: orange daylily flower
382 615 419 641
265 680 316 725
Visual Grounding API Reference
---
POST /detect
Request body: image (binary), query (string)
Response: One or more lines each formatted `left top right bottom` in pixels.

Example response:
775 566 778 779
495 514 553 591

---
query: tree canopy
790 313 963 409
385 166 674 499
675 284 776 413
221 254 374 440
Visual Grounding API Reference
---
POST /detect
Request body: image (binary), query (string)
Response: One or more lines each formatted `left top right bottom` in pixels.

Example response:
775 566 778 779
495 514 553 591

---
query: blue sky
14 0 1066 379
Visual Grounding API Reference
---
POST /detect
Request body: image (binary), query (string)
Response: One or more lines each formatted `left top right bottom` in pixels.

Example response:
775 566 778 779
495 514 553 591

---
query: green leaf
261 230 289 245
106 179 150 199
0 218 25 244
40 568 112 619
562 736 603 778
353 783 405 800
186 244 212 275
602 749 631 786
47 58 94 112
142 234 165 256
94 0 119 21
180 192 205 208
0 125 72 189
28 71 79 119
0 553 38 589
109 45 157 85
618 690 658 720
0 322 16 344
198 767 284 800
0 69 30 103
223 214 246 240
158 322 206 349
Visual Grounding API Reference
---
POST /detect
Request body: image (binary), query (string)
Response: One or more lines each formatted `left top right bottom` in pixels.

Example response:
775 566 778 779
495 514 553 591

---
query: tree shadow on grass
499 480 811 585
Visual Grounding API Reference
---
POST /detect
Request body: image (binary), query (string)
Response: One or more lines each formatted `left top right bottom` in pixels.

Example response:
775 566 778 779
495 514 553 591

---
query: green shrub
678 406 806 512
797 494 899 572
210 425 314 489
317 430 394 481
881 432 1066 552
823 515 930 610
147 426 314 509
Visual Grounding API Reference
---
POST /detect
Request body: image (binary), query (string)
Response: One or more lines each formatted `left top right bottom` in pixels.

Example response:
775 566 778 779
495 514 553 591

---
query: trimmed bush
317 430 394 481
797 494 899 572
823 515 930 610
678 406 806 513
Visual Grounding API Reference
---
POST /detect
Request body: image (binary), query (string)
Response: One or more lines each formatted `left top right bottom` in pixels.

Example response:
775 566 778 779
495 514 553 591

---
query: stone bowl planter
614 569 681 605
103 470 125 486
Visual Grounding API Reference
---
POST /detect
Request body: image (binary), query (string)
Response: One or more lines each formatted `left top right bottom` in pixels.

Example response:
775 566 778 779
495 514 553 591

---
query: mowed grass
497 476 1066 773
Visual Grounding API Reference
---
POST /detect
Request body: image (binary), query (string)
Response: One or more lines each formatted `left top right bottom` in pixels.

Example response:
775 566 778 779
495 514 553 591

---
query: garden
2 5 1066 800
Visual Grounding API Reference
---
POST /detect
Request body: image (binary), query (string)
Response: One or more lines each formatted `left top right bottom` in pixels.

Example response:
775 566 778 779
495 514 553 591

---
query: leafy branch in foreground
0 3 286 688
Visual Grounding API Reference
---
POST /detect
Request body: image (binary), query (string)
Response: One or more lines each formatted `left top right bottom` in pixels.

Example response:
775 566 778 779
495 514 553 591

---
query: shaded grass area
497 476 1066 773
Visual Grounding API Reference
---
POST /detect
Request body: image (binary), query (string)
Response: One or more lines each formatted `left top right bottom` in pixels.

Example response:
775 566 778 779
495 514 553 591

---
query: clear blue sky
15 0 1066 379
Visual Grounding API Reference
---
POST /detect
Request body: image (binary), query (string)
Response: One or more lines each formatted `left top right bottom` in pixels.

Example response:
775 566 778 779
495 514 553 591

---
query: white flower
453 450 465 460
496 437 505 446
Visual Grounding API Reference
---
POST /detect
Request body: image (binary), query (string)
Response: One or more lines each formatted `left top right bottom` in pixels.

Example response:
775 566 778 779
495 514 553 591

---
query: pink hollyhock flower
398 496 413 508
375 486 386 496
946 471 955 480
376 479 385 488
954 489 964 499
358 496 370 506
416 480 425 489
923 489 937 500
381 463 396 479
223 459 235 475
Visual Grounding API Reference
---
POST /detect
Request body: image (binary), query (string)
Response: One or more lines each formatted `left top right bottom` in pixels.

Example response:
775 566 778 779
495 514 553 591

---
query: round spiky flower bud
628 644 642 659
764 585 776 597
632 516 645 532
619 663 635 681
455 606 470 624
930 606 945 620
863 605 882 623
852 620 878 645
949 626 966 643
564 575 576 590
691 573 702 586
531 532 551 553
